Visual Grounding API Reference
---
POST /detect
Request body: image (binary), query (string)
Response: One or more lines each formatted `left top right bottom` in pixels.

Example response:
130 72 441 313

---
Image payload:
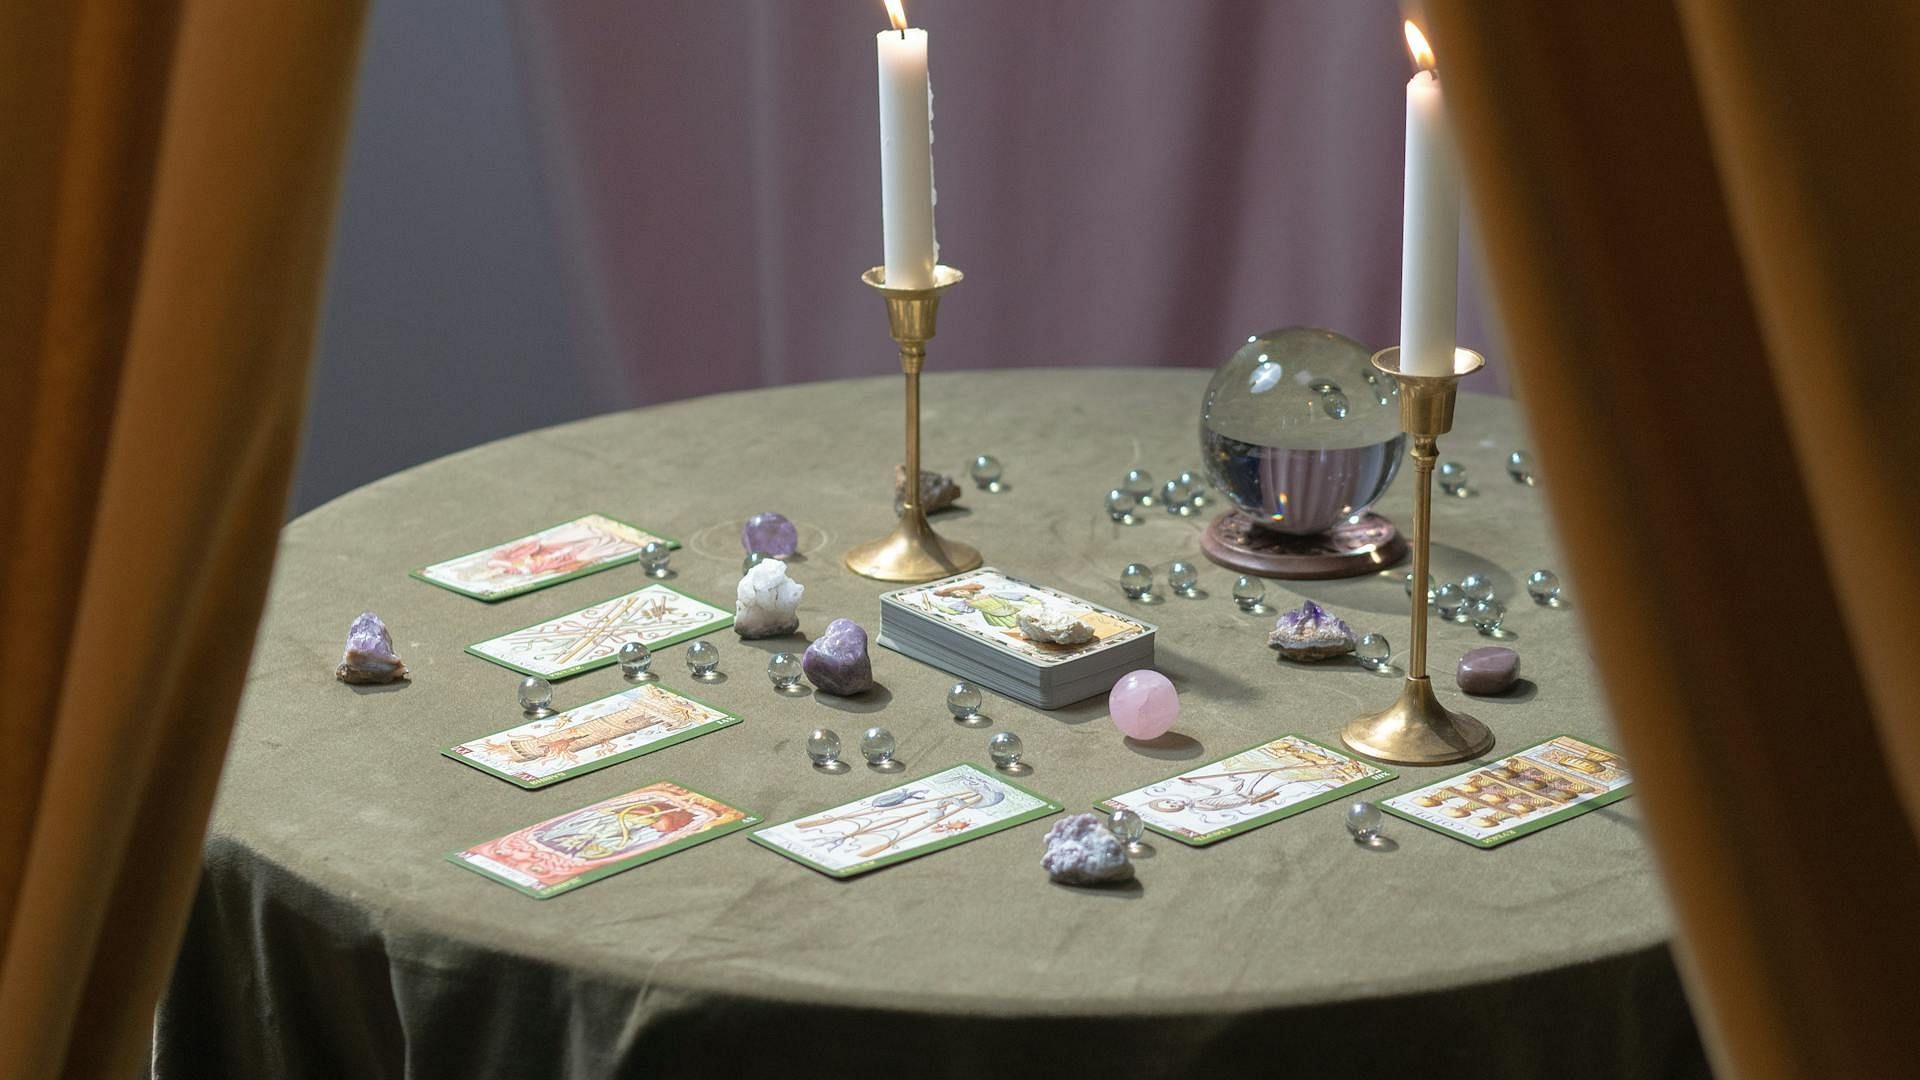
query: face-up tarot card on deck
466 584 732 680
880 568 1153 668
412 513 678 601
1098 735 1395 846
1381 735 1634 848
449 781 756 899
443 682 740 789
751 764 1061 878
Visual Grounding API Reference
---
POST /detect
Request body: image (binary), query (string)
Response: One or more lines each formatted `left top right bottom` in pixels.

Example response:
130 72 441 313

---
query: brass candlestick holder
1340 346 1495 766
844 265 983 583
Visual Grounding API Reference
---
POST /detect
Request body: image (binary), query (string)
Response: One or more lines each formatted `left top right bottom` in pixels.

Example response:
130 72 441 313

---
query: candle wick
898 27 906 39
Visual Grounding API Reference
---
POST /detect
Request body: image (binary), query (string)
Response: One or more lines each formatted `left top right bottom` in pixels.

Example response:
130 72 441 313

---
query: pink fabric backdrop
514 0 1501 406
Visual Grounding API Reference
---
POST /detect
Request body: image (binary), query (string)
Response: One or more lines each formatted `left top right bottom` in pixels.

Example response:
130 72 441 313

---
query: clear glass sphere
859 726 896 765
1435 583 1467 622
1438 461 1471 496
1470 597 1506 633
969 454 1003 490
617 640 652 679
806 728 841 766
686 640 720 678
1200 328 1406 535
987 731 1023 769
767 651 802 689
1507 449 1537 485
1459 573 1494 603
1167 561 1199 595
1356 632 1391 670
1405 572 1436 600
1231 575 1265 611
640 540 672 575
1120 563 1153 599
1122 468 1154 498
1105 488 1136 523
517 675 553 714
1160 478 1193 512
946 681 984 719
1526 569 1563 606
1108 807 1146 846
1344 800 1384 842
742 551 768 573
1176 470 1209 508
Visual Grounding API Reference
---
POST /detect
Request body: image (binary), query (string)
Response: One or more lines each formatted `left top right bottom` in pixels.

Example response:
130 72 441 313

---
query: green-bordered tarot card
466 583 731 680
412 513 679 602
442 682 740 789
1097 734 1394 846
1380 734 1634 848
448 780 757 899
750 764 1061 879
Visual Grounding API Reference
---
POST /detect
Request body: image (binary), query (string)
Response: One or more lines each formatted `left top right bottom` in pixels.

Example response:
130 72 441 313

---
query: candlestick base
845 516 981 583
1341 675 1493 766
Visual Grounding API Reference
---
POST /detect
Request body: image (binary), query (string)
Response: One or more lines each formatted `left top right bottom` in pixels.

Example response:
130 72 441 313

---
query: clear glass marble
1356 632 1391 670
1120 563 1154 600
1459 573 1494 603
806 728 841 767
1344 800 1384 842
1108 807 1146 848
969 454 1004 492
686 640 720 679
742 551 768 573
1311 381 1350 420
1438 461 1471 497
767 651 803 690
617 640 653 680
859 726 896 766
517 675 553 715
639 540 672 576
1405 572 1436 600
1105 488 1137 523
1435 582 1468 622
1122 468 1154 497
1526 569 1563 606
1231 575 1266 611
1177 470 1209 509
1160 478 1194 514
1469 597 1506 634
946 681 984 720
1507 449 1537 486
1167 561 1199 596
987 731 1023 770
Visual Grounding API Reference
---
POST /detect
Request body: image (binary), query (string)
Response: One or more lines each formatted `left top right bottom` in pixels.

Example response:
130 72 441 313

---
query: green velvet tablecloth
155 369 1706 1080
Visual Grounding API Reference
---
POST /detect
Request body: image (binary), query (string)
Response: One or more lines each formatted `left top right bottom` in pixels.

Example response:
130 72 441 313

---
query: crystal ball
1105 488 1136 523
1460 573 1494 603
617 640 652 679
1507 449 1537 485
1435 582 1467 622
1167 561 1199 595
1356 632 1391 670
517 675 552 714
1109 669 1178 740
1470 598 1506 634
686 640 720 678
946 681 984 720
639 541 672 575
987 731 1023 769
806 728 841 766
1108 807 1146 846
969 455 1003 491
859 726 896 765
767 651 803 689
1231 575 1265 611
1438 461 1471 496
1122 468 1154 498
1526 569 1563 606
1344 800 1384 842
1200 328 1407 535
741 512 799 557
1120 563 1153 599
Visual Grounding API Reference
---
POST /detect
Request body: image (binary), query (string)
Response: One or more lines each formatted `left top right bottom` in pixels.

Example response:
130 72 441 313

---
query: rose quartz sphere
1109 669 1178 740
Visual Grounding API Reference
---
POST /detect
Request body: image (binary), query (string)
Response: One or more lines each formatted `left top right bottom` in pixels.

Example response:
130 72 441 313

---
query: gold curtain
1425 2 1920 1077
0 2 365 1077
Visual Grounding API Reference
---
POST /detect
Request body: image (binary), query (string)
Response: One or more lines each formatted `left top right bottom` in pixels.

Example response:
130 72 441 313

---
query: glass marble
1120 563 1154 600
1160 478 1194 514
1435 582 1468 622
1438 461 1471 496
686 640 720 679
859 726 896 766
767 651 803 690
517 675 552 715
742 551 768 573
1105 488 1137 523
1459 573 1494 603
969 454 1004 492
639 540 672 576
1356 632 1391 670
987 731 1023 769
1122 468 1155 498
1167 561 1199 596
1405 572 1436 600
946 681 984 720
1526 569 1563 606
1470 597 1506 634
1344 800 1384 842
1107 807 1146 847
1312 381 1350 420
1177 470 1209 508
806 728 841 767
1507 449 1537 485
1231 575 1266 611
617 640 653 680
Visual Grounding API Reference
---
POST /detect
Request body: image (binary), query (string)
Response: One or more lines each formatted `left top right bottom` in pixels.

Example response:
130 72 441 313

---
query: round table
156 370 1704 1079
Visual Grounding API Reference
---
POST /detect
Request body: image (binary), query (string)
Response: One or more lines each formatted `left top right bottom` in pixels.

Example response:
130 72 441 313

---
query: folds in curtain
0 2 365 1077
1424 2 1920 1077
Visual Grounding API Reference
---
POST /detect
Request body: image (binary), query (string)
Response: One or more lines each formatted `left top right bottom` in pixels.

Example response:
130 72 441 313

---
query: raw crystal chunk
1016 604 1096 646
1456 646 1520 695
741 512 799 557
1041 813 1136 885
734 558 803 639
335 612 408 684
802 618 874 696
1267 600 1357 661
894 464 962 515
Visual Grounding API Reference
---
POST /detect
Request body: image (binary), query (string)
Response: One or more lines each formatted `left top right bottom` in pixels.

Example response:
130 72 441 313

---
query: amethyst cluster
335 611 408 684
1266 600 1357 661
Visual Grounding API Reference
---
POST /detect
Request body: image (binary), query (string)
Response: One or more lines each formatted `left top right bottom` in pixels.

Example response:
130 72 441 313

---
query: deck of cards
877 568 1156 709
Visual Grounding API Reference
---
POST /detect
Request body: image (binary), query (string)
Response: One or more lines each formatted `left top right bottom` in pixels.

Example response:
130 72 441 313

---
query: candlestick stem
1407 434 1436 680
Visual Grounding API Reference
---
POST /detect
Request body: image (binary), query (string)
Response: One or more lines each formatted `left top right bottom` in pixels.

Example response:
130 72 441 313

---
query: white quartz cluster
1015 604 1096 646
734 558 803 639
1040 813 1135 885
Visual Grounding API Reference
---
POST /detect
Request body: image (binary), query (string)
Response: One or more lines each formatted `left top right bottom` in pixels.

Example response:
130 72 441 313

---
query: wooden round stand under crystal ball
1200 510 1408 580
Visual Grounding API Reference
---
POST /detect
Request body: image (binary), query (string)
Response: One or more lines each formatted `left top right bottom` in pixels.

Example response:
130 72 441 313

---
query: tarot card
881 568 1153 668
449 781 756 899
466 584 732 680
412 513 677 602
1098 735 1395 846
1381 735 1634 848
442 683 740 789
750 764 1061 878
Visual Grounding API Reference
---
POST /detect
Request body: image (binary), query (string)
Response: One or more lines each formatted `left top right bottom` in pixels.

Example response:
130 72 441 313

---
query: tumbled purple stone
335 611 408 684
1266 599 1357 661
1456 646 1520 695
802 618 874 696
741 512 799 557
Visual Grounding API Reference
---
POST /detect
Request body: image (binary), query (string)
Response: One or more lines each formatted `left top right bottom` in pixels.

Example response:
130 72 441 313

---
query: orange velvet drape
1425 2 1920 1077
0 3 365 1077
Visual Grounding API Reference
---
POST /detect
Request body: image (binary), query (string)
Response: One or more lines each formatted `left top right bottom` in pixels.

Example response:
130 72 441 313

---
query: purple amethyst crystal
741 512 800 557
1266 599 1357 661
1456 646 1521 695
802 618 874 696
336 611 409 684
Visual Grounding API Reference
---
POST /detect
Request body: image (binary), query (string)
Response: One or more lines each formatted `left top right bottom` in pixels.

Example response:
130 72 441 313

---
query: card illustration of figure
449 781 755 898
413 513 677 601
1382 735 1634 848
1099 735 1394 846
882 568 1153 667
443 683 740 789
466 584 732 680
750 764 1061 878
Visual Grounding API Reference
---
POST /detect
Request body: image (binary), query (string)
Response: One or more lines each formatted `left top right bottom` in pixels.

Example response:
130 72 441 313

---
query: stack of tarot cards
878 568 1156 709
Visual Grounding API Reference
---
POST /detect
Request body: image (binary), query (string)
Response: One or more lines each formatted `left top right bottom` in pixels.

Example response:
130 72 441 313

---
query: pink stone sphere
1109 670 1178 740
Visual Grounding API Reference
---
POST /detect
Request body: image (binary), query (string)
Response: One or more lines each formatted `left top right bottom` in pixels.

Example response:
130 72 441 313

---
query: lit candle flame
1404 21 1436 72
884 0 909 32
